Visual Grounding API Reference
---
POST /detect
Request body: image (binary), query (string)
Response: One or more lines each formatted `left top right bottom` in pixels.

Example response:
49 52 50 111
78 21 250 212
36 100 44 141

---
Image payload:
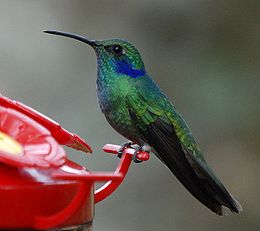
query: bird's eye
106 45 125 56
112 45 123 55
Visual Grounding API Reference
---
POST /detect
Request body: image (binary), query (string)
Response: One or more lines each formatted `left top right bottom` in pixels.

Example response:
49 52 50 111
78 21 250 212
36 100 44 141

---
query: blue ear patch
115 60 145 78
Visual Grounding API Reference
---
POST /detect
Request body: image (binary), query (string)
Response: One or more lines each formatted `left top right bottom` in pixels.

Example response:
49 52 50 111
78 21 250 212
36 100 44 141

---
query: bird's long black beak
44 30 97 47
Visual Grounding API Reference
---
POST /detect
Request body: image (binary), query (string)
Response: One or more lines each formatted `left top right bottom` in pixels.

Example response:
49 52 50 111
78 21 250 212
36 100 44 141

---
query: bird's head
44 30 146 78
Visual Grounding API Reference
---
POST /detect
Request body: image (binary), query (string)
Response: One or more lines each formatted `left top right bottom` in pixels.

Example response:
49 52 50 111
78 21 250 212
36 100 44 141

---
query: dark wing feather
127 93 242 215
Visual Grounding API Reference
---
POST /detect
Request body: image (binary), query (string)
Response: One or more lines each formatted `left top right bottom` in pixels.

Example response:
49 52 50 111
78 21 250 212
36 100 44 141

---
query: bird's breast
96 74 130 112
96 75 141 142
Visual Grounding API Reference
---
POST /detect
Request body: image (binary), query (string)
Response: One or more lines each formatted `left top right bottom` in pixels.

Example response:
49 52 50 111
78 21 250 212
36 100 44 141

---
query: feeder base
0 222 93 231
56 222 92 231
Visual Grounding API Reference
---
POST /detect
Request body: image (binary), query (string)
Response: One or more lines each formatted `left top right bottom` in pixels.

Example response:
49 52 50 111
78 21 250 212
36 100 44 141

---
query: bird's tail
154 141 242 215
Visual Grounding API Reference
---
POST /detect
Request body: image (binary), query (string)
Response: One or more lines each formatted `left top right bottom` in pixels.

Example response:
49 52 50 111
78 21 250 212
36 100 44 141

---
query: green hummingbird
44 30 242 215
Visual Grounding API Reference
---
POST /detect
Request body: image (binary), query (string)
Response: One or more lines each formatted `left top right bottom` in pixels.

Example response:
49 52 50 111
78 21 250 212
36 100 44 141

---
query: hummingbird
44 30 242 215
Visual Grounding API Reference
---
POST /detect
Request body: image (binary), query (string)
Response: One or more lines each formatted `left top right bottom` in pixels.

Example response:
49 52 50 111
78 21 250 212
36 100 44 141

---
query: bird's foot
117 141 133 158
117 142 150 163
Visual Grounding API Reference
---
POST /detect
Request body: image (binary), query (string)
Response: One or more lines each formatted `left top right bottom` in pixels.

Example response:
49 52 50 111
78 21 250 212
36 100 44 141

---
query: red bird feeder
0 96 150 230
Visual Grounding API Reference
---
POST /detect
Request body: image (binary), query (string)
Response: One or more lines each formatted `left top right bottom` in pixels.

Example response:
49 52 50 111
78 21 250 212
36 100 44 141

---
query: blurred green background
0 0 259 230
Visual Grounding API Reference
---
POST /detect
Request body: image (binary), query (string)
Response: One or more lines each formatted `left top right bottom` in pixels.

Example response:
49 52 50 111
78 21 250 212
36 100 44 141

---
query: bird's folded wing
126 89 242 215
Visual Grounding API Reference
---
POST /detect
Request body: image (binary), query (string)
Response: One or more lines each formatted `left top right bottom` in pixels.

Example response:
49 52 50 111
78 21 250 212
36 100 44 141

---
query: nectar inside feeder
0 96 150 230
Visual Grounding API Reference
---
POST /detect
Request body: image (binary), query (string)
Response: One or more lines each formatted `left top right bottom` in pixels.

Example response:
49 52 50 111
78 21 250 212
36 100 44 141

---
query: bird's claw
132 150 143 163
117 141 133 158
